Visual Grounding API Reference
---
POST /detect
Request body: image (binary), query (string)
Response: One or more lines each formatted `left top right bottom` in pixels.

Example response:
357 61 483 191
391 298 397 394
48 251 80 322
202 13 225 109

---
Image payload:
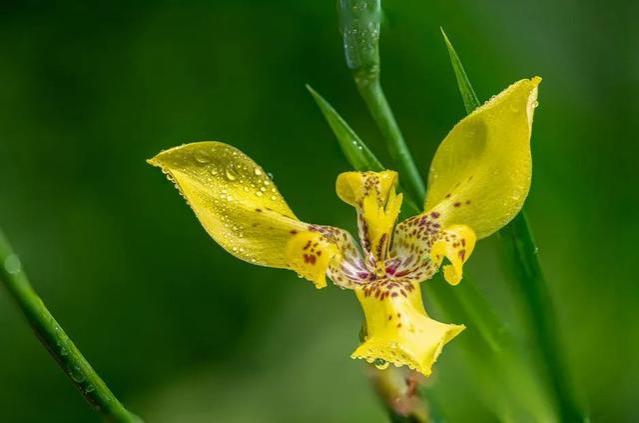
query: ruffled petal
424 77 541 239
148 141 358 288
352 281 464 377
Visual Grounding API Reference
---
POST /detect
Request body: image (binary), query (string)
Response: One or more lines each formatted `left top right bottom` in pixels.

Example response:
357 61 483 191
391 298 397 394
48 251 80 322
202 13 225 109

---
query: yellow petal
424 77 541 239
148 141 356 288
336 171 403 274
352 281 464 377
430 224 476 285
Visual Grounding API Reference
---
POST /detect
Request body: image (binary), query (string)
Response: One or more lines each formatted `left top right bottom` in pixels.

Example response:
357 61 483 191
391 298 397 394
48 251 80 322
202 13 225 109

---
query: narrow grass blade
307 84 384 172
441 28 584 421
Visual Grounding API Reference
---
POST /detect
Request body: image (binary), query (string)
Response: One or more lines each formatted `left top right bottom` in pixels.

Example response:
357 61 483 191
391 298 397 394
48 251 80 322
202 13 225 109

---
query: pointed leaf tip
441 30 481 113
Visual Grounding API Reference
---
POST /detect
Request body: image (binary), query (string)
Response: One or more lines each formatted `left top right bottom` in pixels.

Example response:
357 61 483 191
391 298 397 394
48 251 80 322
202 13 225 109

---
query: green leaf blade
306 84 384 172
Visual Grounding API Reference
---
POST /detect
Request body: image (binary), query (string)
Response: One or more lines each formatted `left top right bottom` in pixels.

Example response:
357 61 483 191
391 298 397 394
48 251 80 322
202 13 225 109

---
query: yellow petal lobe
148 141 307 268
424 77 541 239
352 281 464 377
430 224 476 286
336 171 403 274
285 230 339 289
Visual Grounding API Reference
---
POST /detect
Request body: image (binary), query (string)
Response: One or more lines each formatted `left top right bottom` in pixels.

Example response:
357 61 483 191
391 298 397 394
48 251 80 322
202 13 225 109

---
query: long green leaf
441 28 584 421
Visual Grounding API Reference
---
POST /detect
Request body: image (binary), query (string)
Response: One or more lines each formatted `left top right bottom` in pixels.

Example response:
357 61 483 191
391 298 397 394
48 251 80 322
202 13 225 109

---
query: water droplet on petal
225 168 237 181
373 358 389 370
254 168 263 176
194 151 209 164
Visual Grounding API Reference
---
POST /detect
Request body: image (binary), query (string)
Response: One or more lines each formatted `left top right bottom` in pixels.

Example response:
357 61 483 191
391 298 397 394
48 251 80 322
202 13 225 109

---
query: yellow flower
148 77 540 377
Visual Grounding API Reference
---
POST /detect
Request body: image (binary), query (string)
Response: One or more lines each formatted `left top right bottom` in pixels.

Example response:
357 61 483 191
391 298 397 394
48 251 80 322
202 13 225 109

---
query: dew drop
255 191 263 197
254 168 263 176
3 254 22 275
68 365 86 383
225 168 237 181
532 100 539 108
373 358 389 370
194 151 209 164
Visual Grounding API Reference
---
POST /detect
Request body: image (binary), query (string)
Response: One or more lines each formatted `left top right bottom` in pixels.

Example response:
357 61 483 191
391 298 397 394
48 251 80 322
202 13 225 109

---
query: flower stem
340 0 426 205
367 366 430 423
0 228 142 422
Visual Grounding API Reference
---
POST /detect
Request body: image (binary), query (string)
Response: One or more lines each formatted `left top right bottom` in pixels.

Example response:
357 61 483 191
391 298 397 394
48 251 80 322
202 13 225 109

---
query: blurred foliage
0 0 637 421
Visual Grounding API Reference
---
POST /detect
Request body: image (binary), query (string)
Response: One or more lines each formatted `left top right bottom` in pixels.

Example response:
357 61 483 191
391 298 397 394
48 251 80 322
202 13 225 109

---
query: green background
1 0 637 421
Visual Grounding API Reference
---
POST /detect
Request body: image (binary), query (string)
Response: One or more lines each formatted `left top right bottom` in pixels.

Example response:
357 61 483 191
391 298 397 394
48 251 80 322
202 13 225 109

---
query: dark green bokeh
1 1 637 421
